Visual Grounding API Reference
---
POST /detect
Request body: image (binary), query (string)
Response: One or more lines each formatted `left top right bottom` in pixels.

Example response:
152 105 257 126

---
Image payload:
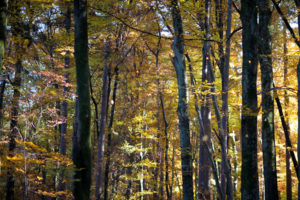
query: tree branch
271 0 300 48
91 6 219 42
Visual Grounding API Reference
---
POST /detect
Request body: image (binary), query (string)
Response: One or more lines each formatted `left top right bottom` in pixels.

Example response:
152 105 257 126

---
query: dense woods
1 0 300 199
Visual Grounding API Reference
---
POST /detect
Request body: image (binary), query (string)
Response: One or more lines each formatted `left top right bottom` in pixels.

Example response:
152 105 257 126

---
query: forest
0 0 300 199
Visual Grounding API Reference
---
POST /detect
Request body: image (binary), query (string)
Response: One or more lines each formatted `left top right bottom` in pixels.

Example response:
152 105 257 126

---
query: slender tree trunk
214 0 227 196
206 46 233 200
58 3 71 198
294 1 300 198
224 1 233 198
0 79 6 132
231 131 238 199
258 1 278 199
186 54 224 200
6 1 22 198
241 0 259 199
104 67 119 200
283 26 292 200
0 0 7 72
6 60 22 200
215 0 234 198
170 1 193 199
160 94 171 200
274 85 299 177
198 1 212 199
95 40 111 200
72 0 91 199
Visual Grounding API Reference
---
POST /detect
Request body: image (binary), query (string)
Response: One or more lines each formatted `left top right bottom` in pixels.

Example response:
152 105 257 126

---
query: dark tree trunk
294 1 300 198
258 1 278 199
160 94 171 200
274 85 299 178
6 60 22 200
283 27 292 200
72 0 92 199
215 0 234 198
214 0 226 196
95 41 111 200
104 67 119 200
198 1 212 199
186 54 223 200
0 79 6 133
223 1 233 198
206 41 233 200
241 0 259 199
58 2 71 197
170 1 193 199
6 1 22 198
0 0 7 71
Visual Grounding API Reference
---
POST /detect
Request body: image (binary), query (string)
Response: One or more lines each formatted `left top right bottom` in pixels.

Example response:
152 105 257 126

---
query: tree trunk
160 94 171 200
258 0 278 199
241 0 259 199
95 40 111 200
72 0 91 199
198 1 212 199
214 0 226 196
0 79 6 133
215 0 234 198
0 0 7 72
104 67 119 200
283 26 292 200
6 1 22 198
6 60 22 200
170 1 193 199
186 54 224 200
274 85 299 178
295 1 300 198
58 2 71 198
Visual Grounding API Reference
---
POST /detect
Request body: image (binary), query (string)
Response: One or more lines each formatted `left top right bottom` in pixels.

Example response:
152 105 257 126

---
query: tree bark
186 54 224 200
273 84 299 178
294 1 300 198
72 0 92 199
198 1 212 199
241 0 259 199
206 46 233 200
214 0 226 195
258 0 278 199
58 3 71 197
0 0 7 72
95 40 111 200
170 1 193 199
160 94 171 200
215 0 234 198
0 79 6 133
104 67 119 200
6 60 22 200
6 1 22 198
283 26 292 200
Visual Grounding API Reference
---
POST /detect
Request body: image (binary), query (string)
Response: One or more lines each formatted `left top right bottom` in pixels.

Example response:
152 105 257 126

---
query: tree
0 0 7 133
58 1 71 196
170 1 193 199
72 0 92 199
0 0 7 72
294 1 300 199
198 0 212 199
258 0 278 199
241 0 259 199
6 1 23 199
215 0 234 198
283 26 292 200
95 39 111 200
